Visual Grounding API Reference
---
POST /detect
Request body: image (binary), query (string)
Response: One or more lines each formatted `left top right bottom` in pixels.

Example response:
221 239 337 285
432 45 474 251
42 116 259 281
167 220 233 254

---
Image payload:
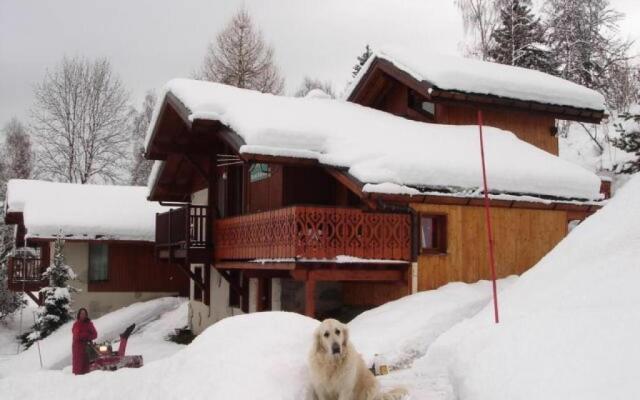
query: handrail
156 205 209 249
216 206 411 261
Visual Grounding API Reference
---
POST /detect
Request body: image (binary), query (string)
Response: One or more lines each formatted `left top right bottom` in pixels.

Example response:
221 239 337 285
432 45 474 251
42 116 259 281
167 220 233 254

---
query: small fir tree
20 234 76 347
489 0 555 73
612 112 640 173
352 45 372 78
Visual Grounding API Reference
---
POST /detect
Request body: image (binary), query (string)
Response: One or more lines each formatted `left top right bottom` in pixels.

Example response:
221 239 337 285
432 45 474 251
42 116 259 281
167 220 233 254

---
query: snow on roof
346 47 606 112
147 79 603 201
6 179 171 242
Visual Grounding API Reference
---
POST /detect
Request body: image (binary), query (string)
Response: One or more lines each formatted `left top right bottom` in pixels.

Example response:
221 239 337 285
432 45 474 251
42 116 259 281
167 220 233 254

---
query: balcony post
203 150 218 307
304 278 316 317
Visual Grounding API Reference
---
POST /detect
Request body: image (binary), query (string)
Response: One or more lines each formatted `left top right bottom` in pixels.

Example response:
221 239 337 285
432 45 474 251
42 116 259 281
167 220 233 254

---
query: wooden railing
155 205 209 250
7 256 46 291
216 206 412 261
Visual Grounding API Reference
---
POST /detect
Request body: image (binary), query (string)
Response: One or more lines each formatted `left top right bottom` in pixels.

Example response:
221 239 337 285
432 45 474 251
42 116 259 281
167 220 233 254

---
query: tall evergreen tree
544 0 632 107
489 0 555 73
612 112 640 173
352 45 372 78
20 235 76 347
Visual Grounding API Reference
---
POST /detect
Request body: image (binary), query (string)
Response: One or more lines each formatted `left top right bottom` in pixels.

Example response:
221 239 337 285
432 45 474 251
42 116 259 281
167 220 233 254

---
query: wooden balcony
155 205 211 264
7 255 46 292
215 206 412 262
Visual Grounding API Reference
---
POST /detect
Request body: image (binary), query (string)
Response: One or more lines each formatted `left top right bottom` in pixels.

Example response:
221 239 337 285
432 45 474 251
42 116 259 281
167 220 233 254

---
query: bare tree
199 8 284 94
128 92 157 185
293 77 335 98
456 0 504 59
31 56 130 184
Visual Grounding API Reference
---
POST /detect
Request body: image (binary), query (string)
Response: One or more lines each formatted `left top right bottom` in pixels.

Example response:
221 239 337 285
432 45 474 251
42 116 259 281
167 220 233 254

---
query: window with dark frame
420 214 447 254
408 90 436 120
88 243 109 282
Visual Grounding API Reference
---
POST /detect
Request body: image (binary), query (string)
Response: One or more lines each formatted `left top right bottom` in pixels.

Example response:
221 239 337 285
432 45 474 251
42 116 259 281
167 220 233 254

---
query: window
249 163 271 182
420 215 447 254
88 243 109 282
408 90 436 120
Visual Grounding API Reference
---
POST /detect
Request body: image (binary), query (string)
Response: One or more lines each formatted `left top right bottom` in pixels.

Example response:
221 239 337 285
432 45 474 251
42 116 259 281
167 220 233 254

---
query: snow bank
0 297 185 377
349 277 517 369
347 47 605 112
407 173 640 400
5 180 172 241
147 79 602 201
0 312 318 400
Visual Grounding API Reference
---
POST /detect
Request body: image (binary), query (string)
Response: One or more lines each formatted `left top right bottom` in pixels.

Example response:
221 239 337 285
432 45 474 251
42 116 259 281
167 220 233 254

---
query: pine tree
20 235 76 347
352 45 372 78
612 112 640 173
544 0 632 107
489 0 555 73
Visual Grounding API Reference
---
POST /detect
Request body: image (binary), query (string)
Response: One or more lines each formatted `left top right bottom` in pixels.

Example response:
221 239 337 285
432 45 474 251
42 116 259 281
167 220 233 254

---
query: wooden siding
88 243 189 295
246 164 283 213
411 203 567 291
435 104 559 154
344 204 568 306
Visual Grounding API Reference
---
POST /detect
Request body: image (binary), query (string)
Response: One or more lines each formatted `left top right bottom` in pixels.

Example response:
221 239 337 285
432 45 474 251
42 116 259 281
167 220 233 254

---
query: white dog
308 319 407 400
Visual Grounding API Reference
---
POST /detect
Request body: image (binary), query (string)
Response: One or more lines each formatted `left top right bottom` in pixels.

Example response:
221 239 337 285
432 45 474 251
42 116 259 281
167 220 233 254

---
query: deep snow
399 173 640 400
146 79 602 201
346 47 605 111
5 180 172 241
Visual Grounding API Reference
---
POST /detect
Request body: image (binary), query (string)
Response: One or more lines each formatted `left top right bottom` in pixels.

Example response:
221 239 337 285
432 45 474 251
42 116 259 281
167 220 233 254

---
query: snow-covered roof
146 79 603 202
346 47 606 112
5 180 171 242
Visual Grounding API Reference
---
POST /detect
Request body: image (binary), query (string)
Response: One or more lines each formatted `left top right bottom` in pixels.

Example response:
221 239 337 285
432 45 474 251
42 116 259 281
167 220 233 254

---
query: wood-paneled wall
343 204 568 306
412 203 567 291
436 104 559 155
88 243 189 295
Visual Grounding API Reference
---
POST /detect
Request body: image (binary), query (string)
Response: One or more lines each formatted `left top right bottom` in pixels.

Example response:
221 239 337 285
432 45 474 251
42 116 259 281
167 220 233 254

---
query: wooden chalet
4 180 188 316
145 58 606 332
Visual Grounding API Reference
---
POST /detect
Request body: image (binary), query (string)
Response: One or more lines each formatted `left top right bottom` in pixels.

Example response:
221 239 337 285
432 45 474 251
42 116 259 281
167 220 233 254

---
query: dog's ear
314 327 326 354
342 324 349 347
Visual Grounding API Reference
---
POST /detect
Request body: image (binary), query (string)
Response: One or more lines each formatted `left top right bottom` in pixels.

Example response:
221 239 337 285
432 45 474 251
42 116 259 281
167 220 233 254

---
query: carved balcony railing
7 255 46 292
215 206 412 262
155 205 211 263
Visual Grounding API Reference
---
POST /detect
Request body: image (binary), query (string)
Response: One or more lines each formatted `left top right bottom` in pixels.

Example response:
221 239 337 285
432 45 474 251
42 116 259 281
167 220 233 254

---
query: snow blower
88 324 143 372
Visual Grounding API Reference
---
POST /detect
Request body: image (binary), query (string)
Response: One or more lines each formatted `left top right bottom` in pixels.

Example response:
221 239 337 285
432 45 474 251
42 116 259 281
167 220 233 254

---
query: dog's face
315 319 349 359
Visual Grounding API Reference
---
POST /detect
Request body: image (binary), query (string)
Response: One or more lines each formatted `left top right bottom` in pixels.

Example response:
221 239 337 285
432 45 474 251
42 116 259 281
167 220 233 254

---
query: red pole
477 109 500 324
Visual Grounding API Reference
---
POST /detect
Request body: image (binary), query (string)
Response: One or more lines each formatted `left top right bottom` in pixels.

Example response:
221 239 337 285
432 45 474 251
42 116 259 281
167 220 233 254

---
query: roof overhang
347 57 606 124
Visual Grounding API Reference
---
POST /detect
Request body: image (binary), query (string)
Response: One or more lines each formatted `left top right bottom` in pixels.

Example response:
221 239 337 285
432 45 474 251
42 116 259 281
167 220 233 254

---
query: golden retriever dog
308 319 408 400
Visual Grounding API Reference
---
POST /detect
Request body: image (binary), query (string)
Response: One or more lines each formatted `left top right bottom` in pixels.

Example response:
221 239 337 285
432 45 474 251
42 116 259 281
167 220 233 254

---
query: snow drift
408 173 640 400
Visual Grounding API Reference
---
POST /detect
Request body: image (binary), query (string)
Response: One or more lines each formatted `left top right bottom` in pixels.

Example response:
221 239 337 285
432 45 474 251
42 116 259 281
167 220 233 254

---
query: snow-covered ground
2 174 639 399
0 297 187 378
0 297 37 360
392 172 640 399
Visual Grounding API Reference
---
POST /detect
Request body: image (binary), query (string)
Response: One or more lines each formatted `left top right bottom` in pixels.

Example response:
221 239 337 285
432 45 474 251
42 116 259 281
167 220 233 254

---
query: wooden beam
304 279 316 317
324 168 377 210
174 262 205 290
25 291 41 306
216 261 297 271
307 269 405 282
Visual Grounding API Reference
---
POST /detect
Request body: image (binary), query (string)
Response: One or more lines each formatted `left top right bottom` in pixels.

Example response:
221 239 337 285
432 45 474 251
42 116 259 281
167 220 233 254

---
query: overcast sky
1 0 638 128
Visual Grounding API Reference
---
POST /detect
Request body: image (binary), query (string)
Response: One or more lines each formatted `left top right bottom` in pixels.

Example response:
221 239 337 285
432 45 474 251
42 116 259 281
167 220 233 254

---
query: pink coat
71 320 97 375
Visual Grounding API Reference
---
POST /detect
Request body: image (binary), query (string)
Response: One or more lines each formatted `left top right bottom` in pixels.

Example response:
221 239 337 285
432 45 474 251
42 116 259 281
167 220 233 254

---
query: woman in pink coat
71 308 97 375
